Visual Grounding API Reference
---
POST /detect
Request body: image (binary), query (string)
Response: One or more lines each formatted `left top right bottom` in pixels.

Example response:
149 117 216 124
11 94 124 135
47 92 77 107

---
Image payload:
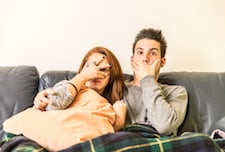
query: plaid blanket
0 134 47 152
0 134 48 152
1 125 224 152
60 132 223 152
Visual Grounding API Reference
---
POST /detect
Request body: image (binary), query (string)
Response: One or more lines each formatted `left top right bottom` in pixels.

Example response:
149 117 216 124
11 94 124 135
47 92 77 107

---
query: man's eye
151 52 157 56
137 51 143 55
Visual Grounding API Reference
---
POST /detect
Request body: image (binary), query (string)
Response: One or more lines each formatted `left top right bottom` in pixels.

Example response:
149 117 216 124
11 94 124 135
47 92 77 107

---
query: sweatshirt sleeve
140 75 188 135
45 80 74 111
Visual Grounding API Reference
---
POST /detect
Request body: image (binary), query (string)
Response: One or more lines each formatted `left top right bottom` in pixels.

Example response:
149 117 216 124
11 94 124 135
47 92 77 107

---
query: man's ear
160 57 166 67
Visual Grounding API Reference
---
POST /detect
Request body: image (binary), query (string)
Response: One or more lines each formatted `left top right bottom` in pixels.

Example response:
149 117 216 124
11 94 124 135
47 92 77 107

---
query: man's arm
141 75 188 135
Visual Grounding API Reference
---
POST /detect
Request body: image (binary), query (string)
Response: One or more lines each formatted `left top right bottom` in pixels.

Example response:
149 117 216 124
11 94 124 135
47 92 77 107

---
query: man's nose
142 54 150 63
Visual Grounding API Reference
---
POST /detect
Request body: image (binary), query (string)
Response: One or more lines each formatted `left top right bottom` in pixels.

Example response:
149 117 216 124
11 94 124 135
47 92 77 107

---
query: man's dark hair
132 28 167 58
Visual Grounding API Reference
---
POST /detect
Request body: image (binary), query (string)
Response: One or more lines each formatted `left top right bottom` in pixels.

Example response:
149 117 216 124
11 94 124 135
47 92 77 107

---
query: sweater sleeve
140 75 188 135
45 80 74 111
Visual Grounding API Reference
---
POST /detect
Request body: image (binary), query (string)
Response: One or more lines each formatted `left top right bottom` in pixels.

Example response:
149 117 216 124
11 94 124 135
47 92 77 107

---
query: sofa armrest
0 65 39 140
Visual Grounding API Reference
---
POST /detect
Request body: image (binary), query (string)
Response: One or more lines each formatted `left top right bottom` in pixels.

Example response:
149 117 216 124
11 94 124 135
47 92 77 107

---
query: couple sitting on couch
2 28 223 151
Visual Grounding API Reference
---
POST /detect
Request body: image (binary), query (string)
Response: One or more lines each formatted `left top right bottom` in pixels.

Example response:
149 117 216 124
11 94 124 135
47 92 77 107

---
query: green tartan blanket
59 132 223 152
1 124 224 152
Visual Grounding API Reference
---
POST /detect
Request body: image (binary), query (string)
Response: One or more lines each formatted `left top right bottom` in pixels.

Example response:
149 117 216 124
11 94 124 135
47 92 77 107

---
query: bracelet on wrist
67 82 78 95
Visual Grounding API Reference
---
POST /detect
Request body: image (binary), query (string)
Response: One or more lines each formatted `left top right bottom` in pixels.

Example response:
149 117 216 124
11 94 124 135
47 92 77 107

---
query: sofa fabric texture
0 65 225 140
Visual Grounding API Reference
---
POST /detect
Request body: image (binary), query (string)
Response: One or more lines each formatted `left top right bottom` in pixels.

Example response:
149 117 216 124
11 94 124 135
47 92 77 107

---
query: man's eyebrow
135 47 144 50
150 48 159 51
135 47 159 51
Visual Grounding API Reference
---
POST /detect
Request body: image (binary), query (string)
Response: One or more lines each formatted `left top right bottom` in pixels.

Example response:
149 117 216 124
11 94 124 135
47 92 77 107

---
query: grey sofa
1 65 225 140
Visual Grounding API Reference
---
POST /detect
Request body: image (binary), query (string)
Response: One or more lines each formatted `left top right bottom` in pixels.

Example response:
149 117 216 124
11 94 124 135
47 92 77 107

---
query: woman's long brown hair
78 46 126 104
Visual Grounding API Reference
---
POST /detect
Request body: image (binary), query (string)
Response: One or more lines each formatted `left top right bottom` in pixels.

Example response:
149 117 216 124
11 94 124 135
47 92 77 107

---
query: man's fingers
43 89 55 96
151 59 161 69
33 89 55 111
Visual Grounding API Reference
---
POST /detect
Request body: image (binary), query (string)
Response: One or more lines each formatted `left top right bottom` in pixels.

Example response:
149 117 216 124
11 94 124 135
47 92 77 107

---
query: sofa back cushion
0 66 39 140
38 71 76 91
159 72 225 135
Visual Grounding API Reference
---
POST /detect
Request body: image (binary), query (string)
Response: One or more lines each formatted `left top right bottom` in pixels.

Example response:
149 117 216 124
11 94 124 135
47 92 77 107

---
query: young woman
3 46 127 151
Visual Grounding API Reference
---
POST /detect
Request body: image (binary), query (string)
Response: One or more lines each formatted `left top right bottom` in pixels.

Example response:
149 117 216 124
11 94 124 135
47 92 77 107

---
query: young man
123 28 188 136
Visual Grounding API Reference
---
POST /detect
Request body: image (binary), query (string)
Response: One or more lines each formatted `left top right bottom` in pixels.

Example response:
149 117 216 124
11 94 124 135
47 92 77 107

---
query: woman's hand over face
80 56 111 82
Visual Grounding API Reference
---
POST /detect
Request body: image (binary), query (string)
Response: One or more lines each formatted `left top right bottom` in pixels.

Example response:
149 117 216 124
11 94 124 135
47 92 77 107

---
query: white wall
0 0 225 75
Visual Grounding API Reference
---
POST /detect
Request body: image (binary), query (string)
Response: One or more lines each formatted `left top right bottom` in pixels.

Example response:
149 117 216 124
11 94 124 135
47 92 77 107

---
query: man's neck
130 76 141 87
